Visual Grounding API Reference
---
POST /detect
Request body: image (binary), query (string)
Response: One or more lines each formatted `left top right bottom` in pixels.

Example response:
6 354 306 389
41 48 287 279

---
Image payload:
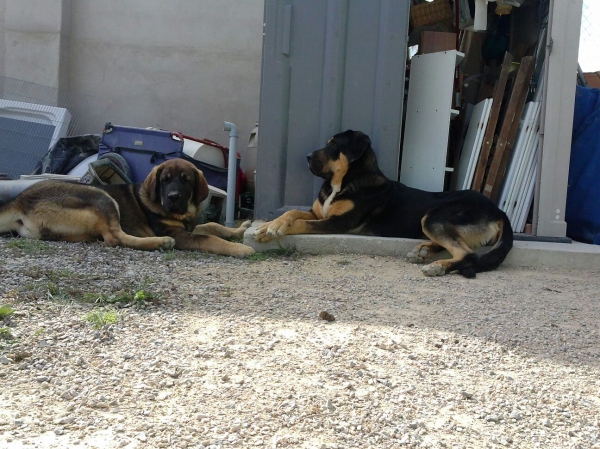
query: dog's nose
167 192 182 201
307 153 313 163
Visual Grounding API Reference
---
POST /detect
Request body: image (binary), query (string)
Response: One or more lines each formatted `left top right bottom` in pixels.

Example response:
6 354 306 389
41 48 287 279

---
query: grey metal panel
0 118 54 178
256 0 409 220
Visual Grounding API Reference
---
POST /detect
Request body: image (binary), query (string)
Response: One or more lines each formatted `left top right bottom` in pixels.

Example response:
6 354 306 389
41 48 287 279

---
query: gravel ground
1 236 599 449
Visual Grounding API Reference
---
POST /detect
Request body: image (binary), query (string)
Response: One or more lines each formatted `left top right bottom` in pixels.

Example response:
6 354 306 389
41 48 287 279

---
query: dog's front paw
160 237 176 250
253 222 273 243
422 262 446 277
407 245 430 263
229 243 256 258
265 217 293 237
239 220 252 231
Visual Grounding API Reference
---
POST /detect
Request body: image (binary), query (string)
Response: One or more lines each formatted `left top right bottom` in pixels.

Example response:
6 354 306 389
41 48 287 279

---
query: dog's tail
449 212 514 278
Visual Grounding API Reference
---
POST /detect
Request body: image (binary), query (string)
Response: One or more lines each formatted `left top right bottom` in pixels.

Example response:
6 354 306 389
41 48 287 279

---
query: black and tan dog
254 130 513 277
0 159 255 257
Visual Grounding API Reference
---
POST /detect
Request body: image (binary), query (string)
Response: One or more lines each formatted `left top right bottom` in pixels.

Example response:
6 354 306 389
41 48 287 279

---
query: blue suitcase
98 123 231 191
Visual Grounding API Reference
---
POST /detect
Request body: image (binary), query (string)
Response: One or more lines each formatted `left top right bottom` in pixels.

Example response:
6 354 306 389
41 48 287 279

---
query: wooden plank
471 52 514 192
482 56 534 199
489 57 535 201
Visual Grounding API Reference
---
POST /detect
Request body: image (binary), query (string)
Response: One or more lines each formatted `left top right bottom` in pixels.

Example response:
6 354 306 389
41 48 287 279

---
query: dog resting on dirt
0 158 255 257
254 130 513 277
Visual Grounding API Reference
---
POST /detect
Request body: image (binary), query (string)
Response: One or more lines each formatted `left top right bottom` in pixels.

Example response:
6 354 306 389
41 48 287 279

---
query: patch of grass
0 304 14 318
7 239 52 254
46 269 74 282
250 245 299 261
230 234 244 243
84 310 118 329
34 328 45 337
249 252 271 262
95 276 158 305
19 271 159 306
0 327 14 340
163 250 176 261
47 282 59 296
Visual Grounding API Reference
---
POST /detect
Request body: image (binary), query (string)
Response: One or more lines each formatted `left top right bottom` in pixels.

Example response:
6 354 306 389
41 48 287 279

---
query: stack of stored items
404 0 550 233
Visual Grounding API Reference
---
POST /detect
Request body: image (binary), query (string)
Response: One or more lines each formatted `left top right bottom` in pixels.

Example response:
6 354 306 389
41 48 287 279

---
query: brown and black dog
0 158 254 257
254 130 513 277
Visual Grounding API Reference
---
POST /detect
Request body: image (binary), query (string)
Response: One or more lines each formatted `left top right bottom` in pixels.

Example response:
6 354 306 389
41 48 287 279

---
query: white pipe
223 121 238 228
0 179 43 206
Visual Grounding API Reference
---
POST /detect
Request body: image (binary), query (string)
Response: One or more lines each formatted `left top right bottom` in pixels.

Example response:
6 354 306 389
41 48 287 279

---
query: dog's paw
407 245 431 263
422 262 446 277
239 220 252 231
160 237 176 250
253 223 272 242
229 243 256 258
265 217 292 237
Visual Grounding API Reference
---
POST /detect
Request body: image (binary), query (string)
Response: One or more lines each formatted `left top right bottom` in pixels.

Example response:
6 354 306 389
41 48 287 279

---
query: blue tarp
566 85 600 245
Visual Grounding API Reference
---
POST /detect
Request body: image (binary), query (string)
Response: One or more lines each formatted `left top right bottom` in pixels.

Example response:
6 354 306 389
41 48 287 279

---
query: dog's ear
143 166 161 203
346 131 371 163
194 168 209 207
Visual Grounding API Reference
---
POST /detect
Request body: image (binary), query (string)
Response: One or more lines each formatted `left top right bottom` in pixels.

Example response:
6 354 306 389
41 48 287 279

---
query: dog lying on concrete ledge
254 130 513 278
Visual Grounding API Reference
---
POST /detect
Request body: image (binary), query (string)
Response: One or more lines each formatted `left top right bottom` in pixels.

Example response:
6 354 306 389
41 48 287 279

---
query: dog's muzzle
164 191 188 213
167 192 182 201
307 152 324 175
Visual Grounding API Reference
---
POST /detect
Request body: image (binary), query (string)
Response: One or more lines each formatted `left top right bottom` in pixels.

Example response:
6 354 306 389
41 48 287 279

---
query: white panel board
498 101 542 231
455 98 492 190
498 102 538 211
400 50 463 192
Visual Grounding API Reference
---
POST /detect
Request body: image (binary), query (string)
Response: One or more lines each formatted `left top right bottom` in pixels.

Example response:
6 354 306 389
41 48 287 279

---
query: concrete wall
0 0 264 159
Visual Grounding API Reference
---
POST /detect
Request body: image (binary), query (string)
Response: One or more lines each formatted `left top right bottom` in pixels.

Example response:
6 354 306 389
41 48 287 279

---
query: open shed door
255 0 410 220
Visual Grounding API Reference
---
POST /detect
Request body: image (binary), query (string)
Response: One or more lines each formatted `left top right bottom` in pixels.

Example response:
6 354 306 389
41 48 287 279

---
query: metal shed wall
255 0 410 220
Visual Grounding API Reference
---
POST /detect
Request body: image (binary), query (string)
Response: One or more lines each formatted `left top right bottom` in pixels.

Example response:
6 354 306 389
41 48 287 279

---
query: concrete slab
244 222 600 270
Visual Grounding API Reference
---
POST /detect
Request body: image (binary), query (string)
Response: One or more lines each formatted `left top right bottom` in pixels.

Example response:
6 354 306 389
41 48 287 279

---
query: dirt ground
0 238 599 448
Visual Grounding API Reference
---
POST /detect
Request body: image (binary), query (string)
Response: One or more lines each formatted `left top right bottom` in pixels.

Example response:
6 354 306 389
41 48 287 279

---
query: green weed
250 245 299 261
0 327 14 340
7 239 52 254
84 310 118 329
0 304 14 318
163 250 176 261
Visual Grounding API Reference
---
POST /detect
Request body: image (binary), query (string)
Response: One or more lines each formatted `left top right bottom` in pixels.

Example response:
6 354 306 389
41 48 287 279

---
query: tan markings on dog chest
329 153 349 187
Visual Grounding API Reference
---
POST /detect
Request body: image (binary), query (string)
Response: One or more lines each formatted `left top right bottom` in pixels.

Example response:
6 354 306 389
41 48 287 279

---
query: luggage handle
103 122 184 143
109 146 180 164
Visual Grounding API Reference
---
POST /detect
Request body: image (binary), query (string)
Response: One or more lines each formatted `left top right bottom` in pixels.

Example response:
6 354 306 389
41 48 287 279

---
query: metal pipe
223 121 238 228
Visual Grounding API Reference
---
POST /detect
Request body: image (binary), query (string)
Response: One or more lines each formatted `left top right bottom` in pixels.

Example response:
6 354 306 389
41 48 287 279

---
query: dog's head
307 130 371 181
142 159 209 216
